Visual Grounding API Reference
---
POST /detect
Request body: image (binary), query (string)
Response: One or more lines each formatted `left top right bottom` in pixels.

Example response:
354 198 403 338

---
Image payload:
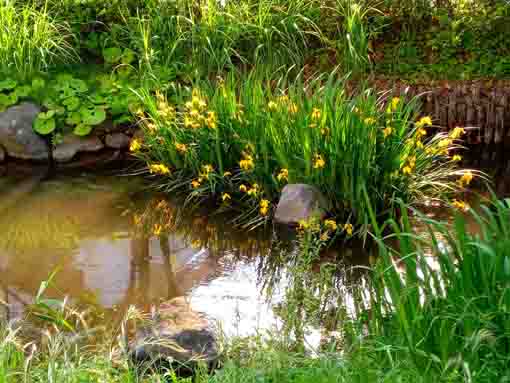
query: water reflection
0 172 383 347
0 174 281 337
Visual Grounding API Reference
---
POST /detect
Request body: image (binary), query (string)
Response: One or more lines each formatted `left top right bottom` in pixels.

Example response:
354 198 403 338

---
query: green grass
0 0 76 78
361 195 510 381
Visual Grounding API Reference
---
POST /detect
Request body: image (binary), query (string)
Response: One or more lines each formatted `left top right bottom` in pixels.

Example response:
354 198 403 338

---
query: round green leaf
63 96 80 111
73 124 93 136
15 85 31 98
81 107 106 126
0 79 17 91
38 110 55 120
69 79 88 92
34 117 56 135
65 111 82 125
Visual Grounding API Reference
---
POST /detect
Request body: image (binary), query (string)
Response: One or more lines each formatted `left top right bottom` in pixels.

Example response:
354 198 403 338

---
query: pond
0 153 509 346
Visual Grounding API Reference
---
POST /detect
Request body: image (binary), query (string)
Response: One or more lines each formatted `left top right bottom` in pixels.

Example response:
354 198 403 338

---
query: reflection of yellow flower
450 127 465 139
133 214 142 225
191 239 202 249
344 223 353 236
324 219 337 231
222 193 231 202
277 168 289 182
458 171 473 187
452 199 469 211
259 199 270 216
153 224 162 236
313 154 325 169
130 139 142 152
383 126 393 138
239 184 248 193
452 154 462 162
149 163 171 175
416 116 433 128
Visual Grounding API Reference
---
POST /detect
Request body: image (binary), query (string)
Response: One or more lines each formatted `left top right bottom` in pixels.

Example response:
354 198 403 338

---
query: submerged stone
130 297 219 374
0 146 4 162
53 134 104 163
0 103 49 161
274 184 330 225
105 133 131 149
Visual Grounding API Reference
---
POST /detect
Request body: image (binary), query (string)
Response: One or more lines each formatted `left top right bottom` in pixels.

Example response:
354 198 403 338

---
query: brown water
0 171 312 340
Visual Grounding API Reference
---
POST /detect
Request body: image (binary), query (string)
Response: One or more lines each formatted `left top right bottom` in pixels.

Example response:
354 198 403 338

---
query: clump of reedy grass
132 70 477 234
0 0 76 78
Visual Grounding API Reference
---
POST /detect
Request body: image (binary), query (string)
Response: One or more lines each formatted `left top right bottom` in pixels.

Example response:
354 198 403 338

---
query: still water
1 153 508 344
0 171 289 337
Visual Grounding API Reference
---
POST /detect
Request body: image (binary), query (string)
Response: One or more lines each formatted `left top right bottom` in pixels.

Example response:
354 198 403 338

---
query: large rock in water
0 103 49 161
130 297 219 375
53 134 104 163
274 184 330 224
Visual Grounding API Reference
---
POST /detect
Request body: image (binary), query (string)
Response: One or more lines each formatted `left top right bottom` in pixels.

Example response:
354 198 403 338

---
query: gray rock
105 133 130 149
0 146 5 162
130 297 219 373
0 103 49 161
274 184 330 225
53 134 104 163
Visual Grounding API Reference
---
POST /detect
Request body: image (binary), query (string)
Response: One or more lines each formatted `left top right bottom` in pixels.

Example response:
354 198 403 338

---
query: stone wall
364 79 510 145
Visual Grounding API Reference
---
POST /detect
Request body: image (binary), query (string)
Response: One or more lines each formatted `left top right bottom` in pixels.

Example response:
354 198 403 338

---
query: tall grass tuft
132 70 475 232
0 0 76 78
362 194 510 381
